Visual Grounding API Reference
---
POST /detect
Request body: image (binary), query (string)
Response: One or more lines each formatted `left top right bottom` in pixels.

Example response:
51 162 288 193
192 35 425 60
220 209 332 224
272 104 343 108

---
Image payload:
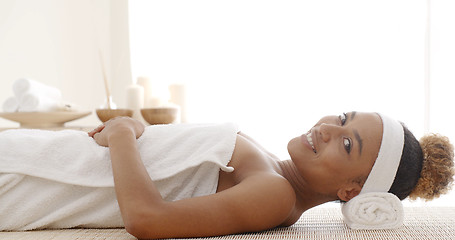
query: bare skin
88 111 382 239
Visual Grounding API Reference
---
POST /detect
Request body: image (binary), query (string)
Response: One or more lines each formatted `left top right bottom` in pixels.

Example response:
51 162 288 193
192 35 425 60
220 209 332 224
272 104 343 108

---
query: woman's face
287 111 382 200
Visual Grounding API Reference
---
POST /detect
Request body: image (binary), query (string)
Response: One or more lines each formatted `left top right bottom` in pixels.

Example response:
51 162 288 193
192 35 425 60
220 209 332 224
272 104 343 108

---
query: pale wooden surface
0 111 91 128
0 126 95 132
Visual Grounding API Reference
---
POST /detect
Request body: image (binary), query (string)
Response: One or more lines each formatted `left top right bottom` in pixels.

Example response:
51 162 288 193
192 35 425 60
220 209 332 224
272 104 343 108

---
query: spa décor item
141 106 179 125
13 78 61 101
136 76 169 107
2 78 63 113
0 111 91 128
137 76 152 107
95 109 133 123
95 50 133 123
2 97 19 113
99 50 114 110
18 92 61 112
1 78 90 128
126 83 144 121
168 83 188 123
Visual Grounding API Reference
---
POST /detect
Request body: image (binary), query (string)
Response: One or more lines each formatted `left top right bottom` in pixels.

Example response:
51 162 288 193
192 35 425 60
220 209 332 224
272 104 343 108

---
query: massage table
1 206 453 240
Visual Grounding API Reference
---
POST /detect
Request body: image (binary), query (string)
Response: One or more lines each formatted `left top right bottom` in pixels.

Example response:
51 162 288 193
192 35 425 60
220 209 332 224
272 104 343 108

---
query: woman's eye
339 112 347 125
343 138 352 154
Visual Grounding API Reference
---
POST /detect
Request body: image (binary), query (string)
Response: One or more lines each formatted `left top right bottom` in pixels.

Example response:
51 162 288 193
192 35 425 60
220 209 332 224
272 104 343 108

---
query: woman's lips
301 132 316 153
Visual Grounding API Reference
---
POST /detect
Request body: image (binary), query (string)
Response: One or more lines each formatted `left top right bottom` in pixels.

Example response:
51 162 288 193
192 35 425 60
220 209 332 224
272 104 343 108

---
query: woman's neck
277 160 335 212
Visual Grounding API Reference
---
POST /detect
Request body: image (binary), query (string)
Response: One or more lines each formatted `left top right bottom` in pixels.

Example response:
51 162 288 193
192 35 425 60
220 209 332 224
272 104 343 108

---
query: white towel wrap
341 113 405 230
0 123 238 230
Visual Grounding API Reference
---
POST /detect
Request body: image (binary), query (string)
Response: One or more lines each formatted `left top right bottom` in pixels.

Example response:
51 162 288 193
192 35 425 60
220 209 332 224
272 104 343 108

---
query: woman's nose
319 123 341 142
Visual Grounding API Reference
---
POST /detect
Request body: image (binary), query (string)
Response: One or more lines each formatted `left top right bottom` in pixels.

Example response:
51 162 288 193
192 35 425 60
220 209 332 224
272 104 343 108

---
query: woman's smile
301 130 316 153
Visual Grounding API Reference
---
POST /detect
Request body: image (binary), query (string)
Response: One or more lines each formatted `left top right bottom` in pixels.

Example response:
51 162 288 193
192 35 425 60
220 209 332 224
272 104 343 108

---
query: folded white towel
0 123 238 230
13 78 61 100
17 92 61 112
341 192 404 230
2 96 19 112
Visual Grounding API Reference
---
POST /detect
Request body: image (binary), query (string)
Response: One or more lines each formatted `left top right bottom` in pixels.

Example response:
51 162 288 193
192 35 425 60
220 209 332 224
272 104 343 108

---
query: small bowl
96 108 133 122
141 107 179 125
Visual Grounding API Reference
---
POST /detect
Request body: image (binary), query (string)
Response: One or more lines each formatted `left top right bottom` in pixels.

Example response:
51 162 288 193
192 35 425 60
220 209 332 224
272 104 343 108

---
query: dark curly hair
389 124 454 201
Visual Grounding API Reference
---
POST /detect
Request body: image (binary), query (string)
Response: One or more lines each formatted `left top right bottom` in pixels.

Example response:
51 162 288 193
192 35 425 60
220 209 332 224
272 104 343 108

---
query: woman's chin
287 137 308 163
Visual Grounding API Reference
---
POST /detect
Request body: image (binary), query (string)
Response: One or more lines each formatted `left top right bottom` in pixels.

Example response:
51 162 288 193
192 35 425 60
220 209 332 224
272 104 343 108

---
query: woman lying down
0 112 453 239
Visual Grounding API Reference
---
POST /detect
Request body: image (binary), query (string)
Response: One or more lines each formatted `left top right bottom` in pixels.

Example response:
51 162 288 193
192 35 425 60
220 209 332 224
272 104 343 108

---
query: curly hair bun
409 134 454 201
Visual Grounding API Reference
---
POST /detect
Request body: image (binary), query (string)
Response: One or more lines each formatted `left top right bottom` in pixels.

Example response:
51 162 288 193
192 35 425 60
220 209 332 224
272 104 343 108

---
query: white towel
0 174 124 230
2 96 18 112
13 78 61 100
12 78 62 112
341 192 404 230
17 92 61 112
0 123 238 230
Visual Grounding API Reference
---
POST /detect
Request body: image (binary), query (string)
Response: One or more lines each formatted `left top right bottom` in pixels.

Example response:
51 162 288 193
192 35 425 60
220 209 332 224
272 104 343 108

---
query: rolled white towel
341 192 404 230
18 92 60 112
2 96 19 112
12 78 61 100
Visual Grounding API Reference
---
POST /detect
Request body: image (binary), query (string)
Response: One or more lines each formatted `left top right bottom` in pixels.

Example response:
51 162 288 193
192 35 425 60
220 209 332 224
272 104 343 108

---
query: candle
126 84 144 121
150 96 165 107
137 76 151 107
169 83 188 123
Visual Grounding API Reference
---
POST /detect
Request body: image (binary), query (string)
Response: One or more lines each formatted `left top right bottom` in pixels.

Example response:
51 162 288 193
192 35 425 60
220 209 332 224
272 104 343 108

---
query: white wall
0 0 131 127
129 0 427 158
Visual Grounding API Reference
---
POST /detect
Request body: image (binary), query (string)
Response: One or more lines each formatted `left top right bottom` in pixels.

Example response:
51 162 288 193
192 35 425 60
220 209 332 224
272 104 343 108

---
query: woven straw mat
0 206 453 240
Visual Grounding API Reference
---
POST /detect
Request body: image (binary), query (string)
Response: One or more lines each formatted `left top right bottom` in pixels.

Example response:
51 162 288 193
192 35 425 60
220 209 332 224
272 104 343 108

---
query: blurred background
0 0 454 206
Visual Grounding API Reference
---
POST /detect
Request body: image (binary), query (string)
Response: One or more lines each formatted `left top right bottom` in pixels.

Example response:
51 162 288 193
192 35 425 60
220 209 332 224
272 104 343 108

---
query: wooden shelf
0 126 95 132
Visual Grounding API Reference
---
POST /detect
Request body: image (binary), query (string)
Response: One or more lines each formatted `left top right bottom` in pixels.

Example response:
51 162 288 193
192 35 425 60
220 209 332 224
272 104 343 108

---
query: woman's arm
90 118 295 239
90 118 163 226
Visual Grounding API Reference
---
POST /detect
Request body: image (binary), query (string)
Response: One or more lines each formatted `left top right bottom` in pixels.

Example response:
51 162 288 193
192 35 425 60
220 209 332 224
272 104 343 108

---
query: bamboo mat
1 207 454 240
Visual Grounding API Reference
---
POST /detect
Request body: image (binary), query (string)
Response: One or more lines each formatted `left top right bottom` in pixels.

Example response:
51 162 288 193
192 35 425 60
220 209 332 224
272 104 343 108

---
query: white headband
360 113 404 194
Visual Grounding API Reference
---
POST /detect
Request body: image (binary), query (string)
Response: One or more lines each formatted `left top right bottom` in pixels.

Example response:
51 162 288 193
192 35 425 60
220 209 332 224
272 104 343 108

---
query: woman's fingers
88 124 105 137
88 117 145 141
92 131 108 147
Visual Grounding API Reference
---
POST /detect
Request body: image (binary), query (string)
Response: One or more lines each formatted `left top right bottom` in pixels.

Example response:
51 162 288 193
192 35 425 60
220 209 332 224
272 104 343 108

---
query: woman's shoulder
228 133 283 180
220 133 298 225
229 171 297 228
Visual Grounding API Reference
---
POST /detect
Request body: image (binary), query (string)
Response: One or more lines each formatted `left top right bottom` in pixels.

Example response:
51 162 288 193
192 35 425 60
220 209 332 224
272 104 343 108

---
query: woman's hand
88 117 145 147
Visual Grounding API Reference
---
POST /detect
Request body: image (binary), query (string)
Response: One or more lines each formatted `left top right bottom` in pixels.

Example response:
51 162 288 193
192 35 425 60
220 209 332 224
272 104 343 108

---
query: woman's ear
337 186 361 202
